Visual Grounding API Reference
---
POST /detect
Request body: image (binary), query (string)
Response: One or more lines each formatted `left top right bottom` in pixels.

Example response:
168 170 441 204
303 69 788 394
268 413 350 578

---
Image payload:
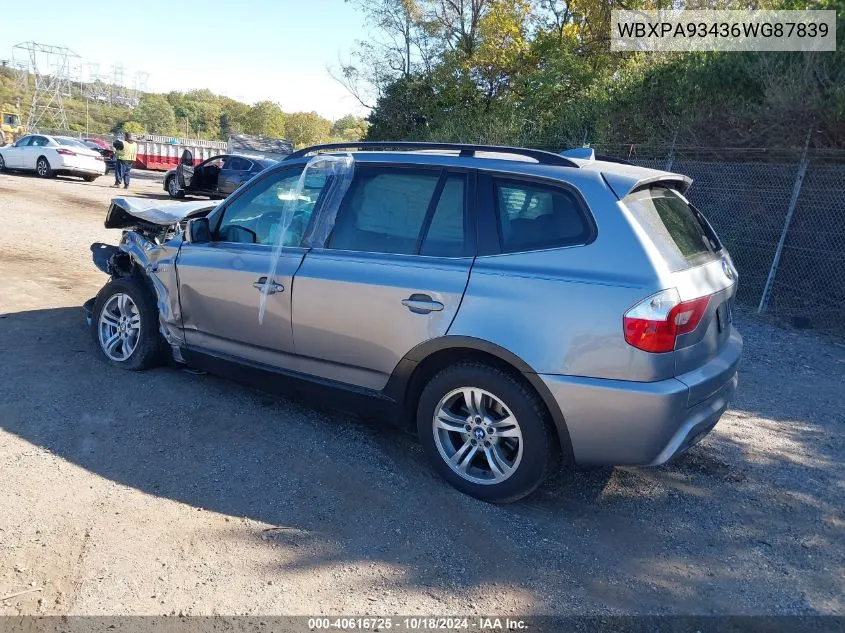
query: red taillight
624 289 710 353
94 155 104 161
56 148 76 156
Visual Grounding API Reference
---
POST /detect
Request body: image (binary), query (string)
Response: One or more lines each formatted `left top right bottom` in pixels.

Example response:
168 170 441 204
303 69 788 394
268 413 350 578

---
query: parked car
0 134 106 181
82 138 116 173
164 150 276 199
84 142 741 503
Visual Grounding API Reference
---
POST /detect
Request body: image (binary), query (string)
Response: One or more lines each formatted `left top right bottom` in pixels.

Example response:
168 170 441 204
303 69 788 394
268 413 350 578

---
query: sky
0 0 369 121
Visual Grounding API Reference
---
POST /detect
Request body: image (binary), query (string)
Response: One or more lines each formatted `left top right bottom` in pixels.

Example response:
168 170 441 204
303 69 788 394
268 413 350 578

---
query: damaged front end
84 197 220 361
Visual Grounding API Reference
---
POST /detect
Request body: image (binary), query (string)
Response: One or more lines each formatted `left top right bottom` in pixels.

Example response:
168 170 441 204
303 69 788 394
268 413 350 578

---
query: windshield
624 185 721 270
3 114 21 126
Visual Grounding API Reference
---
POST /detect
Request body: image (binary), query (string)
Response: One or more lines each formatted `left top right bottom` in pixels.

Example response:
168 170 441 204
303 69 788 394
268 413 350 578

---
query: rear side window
329 168 468 256
225 156 252 171
420 175 465 257
57 137 88 149
624 186 719 270
495 179 592 252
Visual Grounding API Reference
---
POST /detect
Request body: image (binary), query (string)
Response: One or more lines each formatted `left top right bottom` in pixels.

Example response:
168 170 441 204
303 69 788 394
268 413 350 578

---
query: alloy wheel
432 387 524 485
98 293 141 362
37 158 48 176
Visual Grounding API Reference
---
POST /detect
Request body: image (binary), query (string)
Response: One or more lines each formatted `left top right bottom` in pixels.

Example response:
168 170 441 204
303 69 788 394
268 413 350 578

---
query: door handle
253 277 284 294
402 294 444 314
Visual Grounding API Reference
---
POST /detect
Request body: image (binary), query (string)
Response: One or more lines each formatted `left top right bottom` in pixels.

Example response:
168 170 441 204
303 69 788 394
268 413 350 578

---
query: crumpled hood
105 197 222 229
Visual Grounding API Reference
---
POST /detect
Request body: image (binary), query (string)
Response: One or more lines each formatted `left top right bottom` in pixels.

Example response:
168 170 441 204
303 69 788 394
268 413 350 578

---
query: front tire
166 175 185 198
417 362 560 503
91 277 162 370
36 156 52 178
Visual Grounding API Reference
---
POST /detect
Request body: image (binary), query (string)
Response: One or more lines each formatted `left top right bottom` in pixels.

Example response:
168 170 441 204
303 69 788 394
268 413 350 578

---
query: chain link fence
627 147 845 333
524 139 845 334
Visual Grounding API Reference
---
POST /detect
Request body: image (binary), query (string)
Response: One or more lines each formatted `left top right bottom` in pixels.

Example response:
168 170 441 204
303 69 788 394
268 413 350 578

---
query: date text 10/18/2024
307 617 529 630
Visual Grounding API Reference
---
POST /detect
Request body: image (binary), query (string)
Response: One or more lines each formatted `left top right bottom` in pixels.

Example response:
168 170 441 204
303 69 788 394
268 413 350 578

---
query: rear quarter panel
449 175 674 381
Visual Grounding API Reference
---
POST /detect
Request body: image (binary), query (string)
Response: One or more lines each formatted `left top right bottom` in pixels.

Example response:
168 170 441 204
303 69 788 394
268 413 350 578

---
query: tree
219 97 252 137
181 100 221 139
134 94 177 134
330 114 370 141
121 121 145 135
284 111 332 148
333 0 437 108
245 101 286 138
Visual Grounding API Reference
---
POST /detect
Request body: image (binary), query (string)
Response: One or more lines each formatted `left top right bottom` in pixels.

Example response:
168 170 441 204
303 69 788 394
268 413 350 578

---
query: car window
56 137 88 149
328 169 442 255
30 136 50 147
494 179 592 252
225 156 251 171
204 157 225 170
623 186 720 270
216 167 322 246
13 136 32 147
420 174 467 257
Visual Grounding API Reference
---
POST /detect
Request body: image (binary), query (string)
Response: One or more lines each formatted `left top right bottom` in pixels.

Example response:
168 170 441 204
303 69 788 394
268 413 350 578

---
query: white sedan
0 134 106 181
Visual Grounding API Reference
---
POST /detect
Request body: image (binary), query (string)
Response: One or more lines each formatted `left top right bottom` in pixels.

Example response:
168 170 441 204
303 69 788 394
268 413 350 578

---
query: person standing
111 136 124 187
111 132 138 189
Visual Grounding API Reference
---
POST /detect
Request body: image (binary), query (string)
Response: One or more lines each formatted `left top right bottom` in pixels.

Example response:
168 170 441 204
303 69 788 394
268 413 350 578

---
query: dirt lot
0 171 843 617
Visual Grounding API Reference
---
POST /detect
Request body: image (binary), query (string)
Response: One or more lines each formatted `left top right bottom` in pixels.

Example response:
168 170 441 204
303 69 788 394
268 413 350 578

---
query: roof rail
285 141 579 168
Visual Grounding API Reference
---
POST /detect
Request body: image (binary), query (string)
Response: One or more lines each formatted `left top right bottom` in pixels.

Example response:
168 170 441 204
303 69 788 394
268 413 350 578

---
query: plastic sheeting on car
258 153 354 324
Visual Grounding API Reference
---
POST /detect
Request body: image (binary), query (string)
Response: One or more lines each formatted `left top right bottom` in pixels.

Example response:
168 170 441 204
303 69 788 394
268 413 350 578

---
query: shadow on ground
0 308 842 614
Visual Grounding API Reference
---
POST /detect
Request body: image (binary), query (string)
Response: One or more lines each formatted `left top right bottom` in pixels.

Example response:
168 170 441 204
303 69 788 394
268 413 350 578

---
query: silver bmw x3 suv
85 142 741 503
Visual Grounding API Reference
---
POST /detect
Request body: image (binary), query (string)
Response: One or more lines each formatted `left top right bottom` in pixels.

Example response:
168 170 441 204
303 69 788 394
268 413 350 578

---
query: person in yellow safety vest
111 132 139 189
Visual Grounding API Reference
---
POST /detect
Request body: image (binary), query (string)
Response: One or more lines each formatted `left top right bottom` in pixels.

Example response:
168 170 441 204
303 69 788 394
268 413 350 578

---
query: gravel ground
0 171 843 617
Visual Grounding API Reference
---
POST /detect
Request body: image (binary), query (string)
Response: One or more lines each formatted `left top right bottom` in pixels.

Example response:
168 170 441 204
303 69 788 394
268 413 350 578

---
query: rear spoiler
601 172 693 200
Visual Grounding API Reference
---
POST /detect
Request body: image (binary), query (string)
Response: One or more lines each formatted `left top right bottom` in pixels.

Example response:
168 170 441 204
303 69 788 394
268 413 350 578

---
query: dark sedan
164 150 276 199
82 139 116 173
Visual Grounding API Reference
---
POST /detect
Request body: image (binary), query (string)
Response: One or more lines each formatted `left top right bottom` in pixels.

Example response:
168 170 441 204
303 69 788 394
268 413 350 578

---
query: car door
176 149 194 189
25 136 50 170
218 156 253 196
2 135 32 167
176 163 322 369
291 164 476 390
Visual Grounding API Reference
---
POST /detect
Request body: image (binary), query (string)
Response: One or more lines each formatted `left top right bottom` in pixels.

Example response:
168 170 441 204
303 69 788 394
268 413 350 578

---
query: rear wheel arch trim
384 335 575 464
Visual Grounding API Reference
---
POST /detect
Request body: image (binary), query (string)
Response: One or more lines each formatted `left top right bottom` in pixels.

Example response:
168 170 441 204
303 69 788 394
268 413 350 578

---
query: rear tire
83 174 98 182
416 362 560 503
91 277 162 371
36 156 52 178
0 155 6 172
166 175 185 198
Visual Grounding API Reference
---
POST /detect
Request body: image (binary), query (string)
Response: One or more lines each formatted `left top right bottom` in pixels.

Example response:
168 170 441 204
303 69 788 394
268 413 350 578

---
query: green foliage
284 112 332 148
0 67 361 145
134 94 177 135
245 101 286 137
359 0 845 149
330 114 370 141
121 121 145 135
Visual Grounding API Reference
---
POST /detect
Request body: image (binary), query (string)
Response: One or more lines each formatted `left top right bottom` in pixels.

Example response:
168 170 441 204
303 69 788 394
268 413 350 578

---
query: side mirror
185 217 210 244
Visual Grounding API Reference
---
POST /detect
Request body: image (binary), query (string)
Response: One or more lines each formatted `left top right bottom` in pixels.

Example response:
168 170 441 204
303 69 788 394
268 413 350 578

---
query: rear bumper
56 157 105 176
56 166 105 176
539 329 741 466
